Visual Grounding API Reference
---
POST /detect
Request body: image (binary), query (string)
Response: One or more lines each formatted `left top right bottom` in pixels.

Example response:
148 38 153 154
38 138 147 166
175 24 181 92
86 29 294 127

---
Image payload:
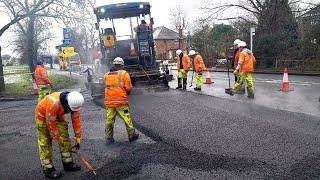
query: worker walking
229 41 256 98
176 49 190 90
189 50 206 91
34 59 52 102
232 39 245 94
104 57 139 144
35 91 84 178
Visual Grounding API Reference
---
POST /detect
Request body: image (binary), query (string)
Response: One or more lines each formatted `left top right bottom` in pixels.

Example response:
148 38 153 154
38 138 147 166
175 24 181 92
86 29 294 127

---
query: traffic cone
31 79 38 95
130 41 137 56
280 68 290 91
204 72 214 84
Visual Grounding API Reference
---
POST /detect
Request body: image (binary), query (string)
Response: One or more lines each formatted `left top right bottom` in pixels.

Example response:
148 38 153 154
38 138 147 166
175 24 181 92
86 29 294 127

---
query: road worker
232 39 245 94
34 59 52 102
189 50 206 91
176 49 190 90
104 57 139 144
35 91 84 178
229 41 256 98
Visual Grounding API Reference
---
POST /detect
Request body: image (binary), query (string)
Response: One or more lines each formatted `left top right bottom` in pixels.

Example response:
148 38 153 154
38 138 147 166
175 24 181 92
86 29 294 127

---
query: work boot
176 78 182 89
106 137 115 145
63 162 81 171
248 92 255 99
247 88 254 99
182 78 187 90
236 86 246 94
128 133 139 142
44 168 62 179
194 87 201 91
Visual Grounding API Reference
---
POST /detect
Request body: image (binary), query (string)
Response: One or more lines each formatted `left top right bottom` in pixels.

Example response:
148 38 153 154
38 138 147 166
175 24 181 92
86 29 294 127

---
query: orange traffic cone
31 79 38 95
280 68 290 91
204 72 214 84
130 41 137 56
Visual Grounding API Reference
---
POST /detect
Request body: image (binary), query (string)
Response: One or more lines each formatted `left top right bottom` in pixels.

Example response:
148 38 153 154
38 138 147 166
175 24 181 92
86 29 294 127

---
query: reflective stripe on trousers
35 118 73 171
105 105 135 138
195 73 203 88
38 85 52 102
233 72 254 92
177 69 187 79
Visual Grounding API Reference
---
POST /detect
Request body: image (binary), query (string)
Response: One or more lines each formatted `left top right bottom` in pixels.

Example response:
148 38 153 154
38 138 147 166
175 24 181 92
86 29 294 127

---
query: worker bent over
189 50 206 91
176 49 190 90
34 59 52 102
230 41 256 98
104 57 139 144
35 91 84 178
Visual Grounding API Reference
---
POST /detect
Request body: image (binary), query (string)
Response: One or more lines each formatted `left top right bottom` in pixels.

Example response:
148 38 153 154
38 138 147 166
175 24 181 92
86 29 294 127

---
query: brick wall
154 39 187 60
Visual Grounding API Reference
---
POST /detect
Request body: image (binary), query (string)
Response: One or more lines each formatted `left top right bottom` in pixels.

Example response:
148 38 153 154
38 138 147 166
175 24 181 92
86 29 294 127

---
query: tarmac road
1 70 320 179
169 71 320 117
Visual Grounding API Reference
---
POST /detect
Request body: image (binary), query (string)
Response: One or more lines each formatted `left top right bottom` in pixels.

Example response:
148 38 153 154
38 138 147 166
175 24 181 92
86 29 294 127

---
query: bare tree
0 0 57 91
169 4 189 49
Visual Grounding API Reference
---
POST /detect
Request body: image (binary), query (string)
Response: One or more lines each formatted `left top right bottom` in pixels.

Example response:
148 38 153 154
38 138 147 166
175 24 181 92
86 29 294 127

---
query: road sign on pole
61 47 75 56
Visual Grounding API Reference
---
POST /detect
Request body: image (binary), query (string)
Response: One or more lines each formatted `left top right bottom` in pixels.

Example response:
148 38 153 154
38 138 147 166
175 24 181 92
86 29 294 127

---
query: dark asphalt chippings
1 85 320 179
91 89 320 180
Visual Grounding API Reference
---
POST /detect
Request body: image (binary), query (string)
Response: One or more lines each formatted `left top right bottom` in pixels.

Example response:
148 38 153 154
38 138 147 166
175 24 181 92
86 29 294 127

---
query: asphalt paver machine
90 2 169 96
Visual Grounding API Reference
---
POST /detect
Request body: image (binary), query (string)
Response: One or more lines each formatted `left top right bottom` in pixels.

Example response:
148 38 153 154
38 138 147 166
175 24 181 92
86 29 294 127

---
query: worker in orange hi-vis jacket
35 91 84 178
34 59 52 102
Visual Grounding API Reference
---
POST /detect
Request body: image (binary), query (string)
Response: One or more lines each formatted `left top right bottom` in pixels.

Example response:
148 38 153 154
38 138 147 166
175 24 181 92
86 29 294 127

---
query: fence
255 57 320 72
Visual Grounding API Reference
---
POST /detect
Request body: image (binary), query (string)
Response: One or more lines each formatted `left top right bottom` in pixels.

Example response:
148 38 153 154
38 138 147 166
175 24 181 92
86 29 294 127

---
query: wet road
1 71 320 179
169 71 320 117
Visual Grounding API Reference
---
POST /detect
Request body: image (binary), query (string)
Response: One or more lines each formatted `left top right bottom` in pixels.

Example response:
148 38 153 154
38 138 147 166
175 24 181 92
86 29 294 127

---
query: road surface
0 71 320 179
169 71 320 117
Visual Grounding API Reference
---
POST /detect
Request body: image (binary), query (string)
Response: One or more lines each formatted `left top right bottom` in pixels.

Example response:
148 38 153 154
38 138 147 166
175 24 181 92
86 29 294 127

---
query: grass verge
0 73 77 96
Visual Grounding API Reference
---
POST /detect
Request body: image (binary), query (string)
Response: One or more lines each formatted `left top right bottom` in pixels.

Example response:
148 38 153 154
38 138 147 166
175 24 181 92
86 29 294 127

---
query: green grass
0 73 77 96
49 73 77 90
3 65 30 75
3 74 31 95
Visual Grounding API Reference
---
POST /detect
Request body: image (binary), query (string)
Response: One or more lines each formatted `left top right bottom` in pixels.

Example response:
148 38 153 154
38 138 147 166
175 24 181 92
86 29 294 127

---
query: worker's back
104 69 132 107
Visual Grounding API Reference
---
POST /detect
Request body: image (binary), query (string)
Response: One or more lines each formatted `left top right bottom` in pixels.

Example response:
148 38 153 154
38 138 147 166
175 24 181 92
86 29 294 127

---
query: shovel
225 56 234 96
71 145 97 176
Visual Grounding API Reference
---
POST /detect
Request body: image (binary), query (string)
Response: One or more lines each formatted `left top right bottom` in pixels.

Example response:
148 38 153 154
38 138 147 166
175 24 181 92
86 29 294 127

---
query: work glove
75 137 81 150
57 136 66 145
233 69 239 75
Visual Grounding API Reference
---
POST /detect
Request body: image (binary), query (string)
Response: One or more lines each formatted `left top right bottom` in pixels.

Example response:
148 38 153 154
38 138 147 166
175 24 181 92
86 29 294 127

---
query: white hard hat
188 50 196 56
233 39 242 45
238 41 247 47
67 91 84 111
176 49 182 56
113 57 124 65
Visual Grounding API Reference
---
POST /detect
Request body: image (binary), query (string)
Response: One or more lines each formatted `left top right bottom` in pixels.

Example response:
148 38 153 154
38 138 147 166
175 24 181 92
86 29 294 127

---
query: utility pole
250 27 255 52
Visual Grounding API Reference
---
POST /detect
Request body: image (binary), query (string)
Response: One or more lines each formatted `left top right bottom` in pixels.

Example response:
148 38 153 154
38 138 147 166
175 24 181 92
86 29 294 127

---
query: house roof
153 26 185 40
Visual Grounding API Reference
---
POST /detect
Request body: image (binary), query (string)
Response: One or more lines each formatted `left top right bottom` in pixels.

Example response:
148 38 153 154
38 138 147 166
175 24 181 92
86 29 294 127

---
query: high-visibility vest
176 54 190 71
193 55 206 73
238 49 256 73
104 70 133 107
35 92 82 140
34 65 51 85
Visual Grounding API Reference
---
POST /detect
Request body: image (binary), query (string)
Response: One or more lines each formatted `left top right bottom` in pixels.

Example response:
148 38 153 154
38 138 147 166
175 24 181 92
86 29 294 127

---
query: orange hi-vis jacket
35 65 51 85
238 48 256 73
35 92 82 140
193 54 206 73
176 54 190 71
104 70 133 107
234 49 241 68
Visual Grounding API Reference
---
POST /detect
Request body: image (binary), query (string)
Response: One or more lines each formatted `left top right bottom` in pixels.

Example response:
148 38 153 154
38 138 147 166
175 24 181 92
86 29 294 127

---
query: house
299 4 320 43
153 26 187 60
